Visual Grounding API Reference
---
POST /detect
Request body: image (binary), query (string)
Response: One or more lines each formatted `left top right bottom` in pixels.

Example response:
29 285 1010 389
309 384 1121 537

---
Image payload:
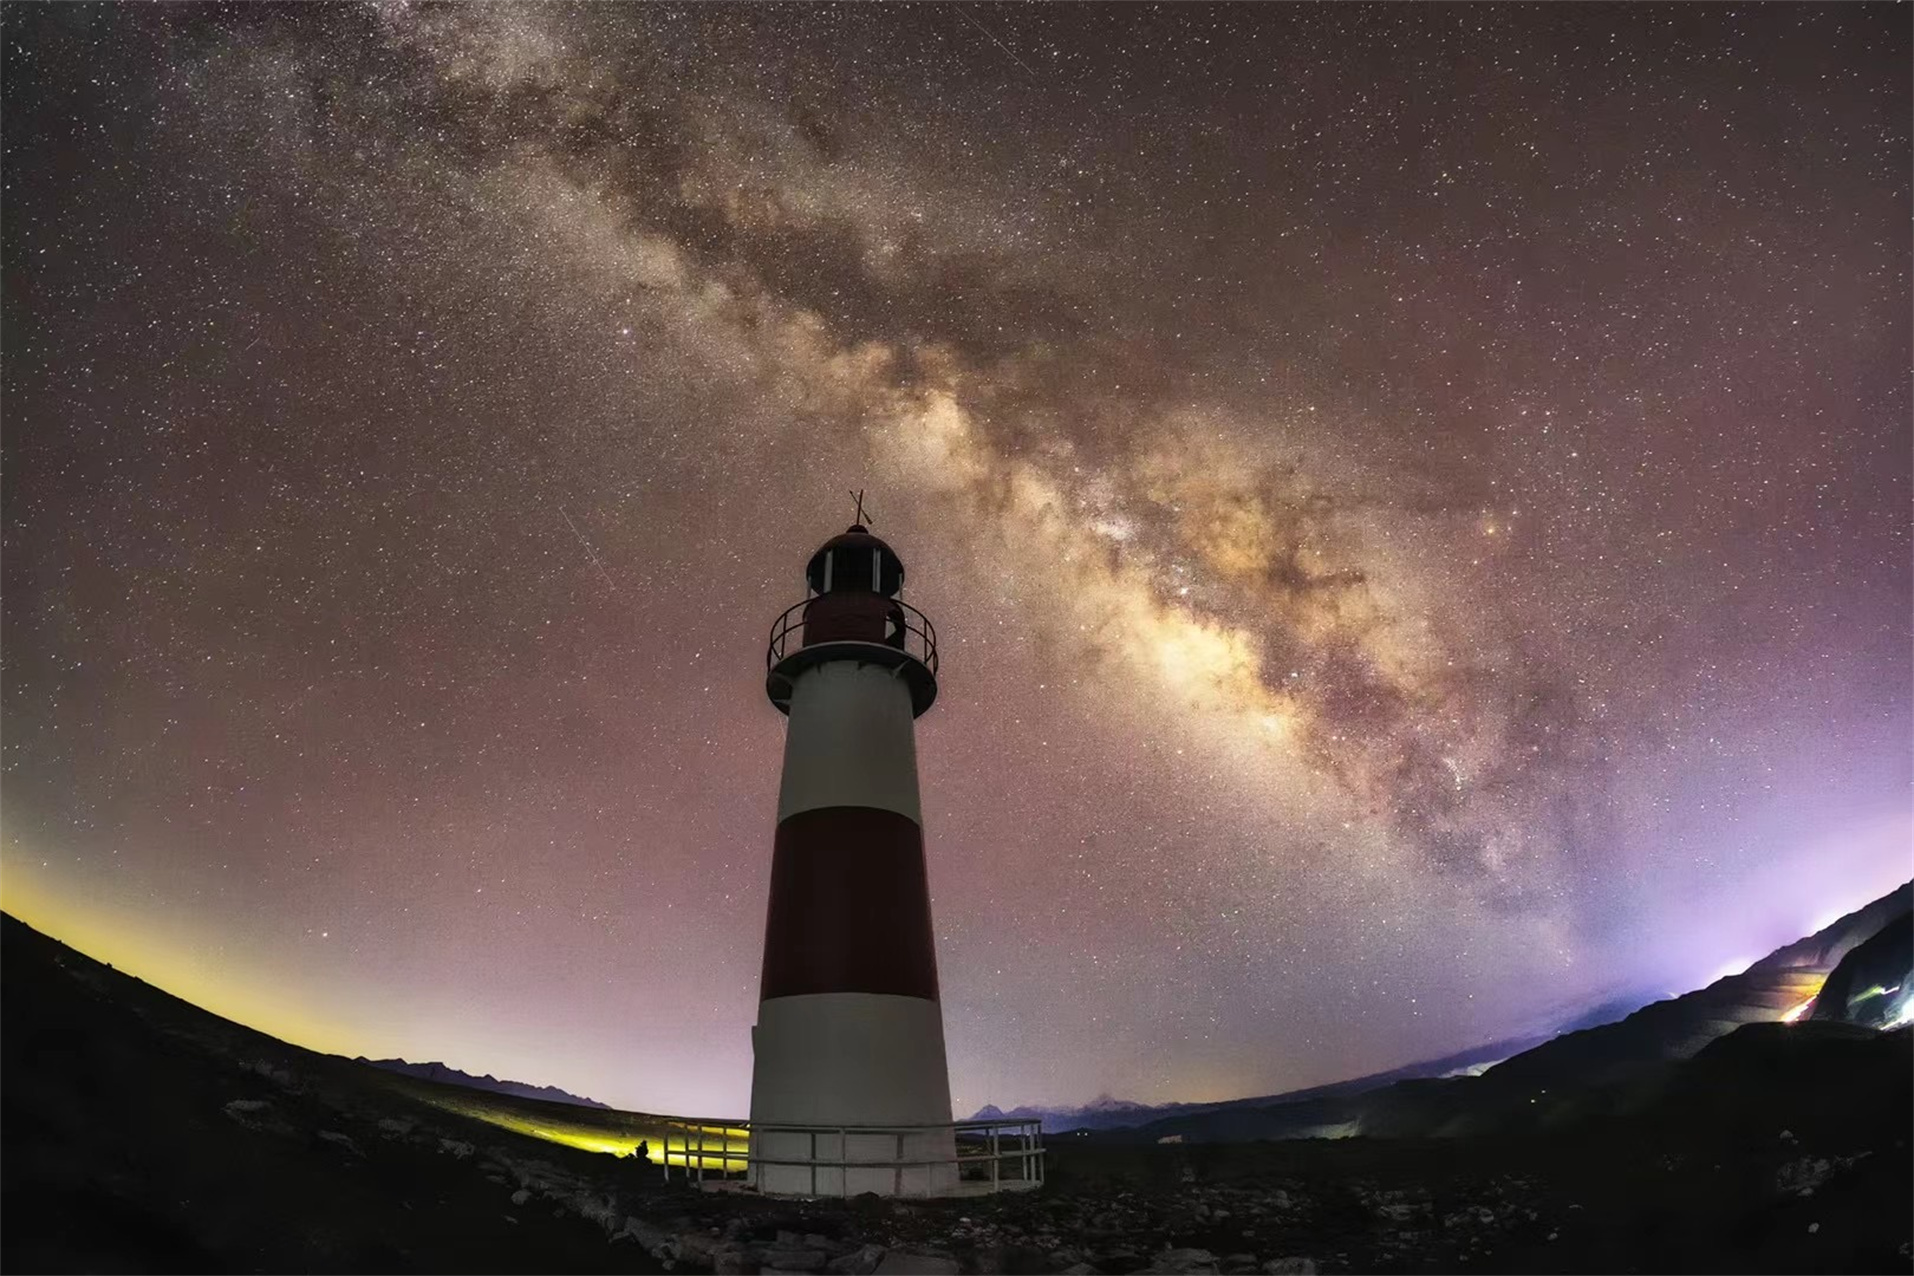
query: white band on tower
775 663 922 825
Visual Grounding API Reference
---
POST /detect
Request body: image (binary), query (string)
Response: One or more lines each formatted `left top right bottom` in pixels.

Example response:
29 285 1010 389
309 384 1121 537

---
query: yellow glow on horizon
1780 996 1815 1024
0 855 359 1059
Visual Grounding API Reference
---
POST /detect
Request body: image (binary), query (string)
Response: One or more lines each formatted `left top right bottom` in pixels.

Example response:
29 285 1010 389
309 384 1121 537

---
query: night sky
3 3 1909 1118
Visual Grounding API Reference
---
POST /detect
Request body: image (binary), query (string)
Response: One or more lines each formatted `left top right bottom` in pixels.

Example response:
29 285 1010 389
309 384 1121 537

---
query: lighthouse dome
806 525 905 597
769 521 939 716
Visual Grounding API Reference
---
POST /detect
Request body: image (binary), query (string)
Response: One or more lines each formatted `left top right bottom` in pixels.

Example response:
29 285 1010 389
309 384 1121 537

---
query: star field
2 3 1909 1116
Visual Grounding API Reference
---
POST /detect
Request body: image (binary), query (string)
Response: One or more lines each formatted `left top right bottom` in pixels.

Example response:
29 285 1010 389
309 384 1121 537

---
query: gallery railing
656 1116 1044 1197
765 596 939 677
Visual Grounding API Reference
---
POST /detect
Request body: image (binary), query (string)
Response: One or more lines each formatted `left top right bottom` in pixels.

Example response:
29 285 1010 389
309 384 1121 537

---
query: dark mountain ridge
1081 880 1913 1145
360 1057 611 1109
1751 881 1912 974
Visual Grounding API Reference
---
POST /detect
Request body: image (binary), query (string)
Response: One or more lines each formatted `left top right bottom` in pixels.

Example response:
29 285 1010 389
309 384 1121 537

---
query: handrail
655 1115 1021 1133
766 595 939 677
655 1115 1045 1197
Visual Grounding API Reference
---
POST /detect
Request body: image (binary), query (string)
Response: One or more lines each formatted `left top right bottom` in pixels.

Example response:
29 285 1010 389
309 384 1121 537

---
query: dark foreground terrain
4 914 1909 1274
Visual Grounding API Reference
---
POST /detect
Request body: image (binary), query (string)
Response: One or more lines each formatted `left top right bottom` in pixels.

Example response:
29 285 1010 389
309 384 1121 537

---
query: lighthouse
749 518 957 1197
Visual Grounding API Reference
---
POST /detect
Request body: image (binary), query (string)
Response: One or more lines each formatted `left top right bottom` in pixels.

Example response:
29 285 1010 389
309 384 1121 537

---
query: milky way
4 3 1909 1115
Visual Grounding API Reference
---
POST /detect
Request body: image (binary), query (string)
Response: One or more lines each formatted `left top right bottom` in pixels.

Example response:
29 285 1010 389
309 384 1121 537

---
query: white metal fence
654 1116 1044 1198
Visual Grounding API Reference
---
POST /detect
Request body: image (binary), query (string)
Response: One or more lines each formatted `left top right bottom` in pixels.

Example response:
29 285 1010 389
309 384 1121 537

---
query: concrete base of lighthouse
748 993 959 1197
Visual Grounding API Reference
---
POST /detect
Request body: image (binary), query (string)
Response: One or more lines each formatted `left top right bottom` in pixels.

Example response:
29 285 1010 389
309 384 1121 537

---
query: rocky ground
5 914 1909 1274
618 1104 1911 1276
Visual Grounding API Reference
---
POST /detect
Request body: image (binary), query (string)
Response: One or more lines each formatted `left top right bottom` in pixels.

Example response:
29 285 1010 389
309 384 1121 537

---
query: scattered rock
761 1245 830 1270
621 1216 672 1255
220 1098 293 1137
510 1189 531 1206
674 1232 723 1264
1776 1157 1835 1196
826 1243 888 1275
246 1060 298 1087
872 1253 961 1275
317 1130 363 1157
437 1138 474 1160
1260 1260 1317 1276
998 1241 1062 1273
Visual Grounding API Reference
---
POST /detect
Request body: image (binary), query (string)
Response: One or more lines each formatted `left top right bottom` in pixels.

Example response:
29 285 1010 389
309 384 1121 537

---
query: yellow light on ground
399 1086 750 1168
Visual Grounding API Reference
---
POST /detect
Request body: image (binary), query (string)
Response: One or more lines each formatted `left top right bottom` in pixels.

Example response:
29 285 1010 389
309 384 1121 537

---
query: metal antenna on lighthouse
849 489 872 527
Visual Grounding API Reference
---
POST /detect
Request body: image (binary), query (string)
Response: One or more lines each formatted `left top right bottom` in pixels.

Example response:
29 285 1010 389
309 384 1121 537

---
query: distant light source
1884 988 1913 1031
1779 997 1814 1024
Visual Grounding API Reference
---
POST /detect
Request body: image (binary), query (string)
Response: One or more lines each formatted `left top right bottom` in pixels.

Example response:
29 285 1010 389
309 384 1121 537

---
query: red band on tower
762 805 939 1001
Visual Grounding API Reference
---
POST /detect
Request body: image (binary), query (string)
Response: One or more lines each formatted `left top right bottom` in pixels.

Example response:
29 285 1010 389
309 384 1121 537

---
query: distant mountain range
357 1058 610 1110
973 881 1913 1137
1062 880 1912 1145
966 1031 1557 1133
971 1093 1158 1127
965 1007 1658 1134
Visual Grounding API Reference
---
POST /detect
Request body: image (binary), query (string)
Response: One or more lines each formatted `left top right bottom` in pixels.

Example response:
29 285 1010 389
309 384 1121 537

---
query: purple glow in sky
3 3 1909 1117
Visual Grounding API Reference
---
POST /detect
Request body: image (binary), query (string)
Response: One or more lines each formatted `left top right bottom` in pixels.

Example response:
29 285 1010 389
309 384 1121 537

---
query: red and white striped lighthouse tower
750 517 956 1196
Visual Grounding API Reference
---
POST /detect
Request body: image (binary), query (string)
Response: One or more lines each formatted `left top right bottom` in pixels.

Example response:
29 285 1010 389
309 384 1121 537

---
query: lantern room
806 525 905 597
767 524 940 719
